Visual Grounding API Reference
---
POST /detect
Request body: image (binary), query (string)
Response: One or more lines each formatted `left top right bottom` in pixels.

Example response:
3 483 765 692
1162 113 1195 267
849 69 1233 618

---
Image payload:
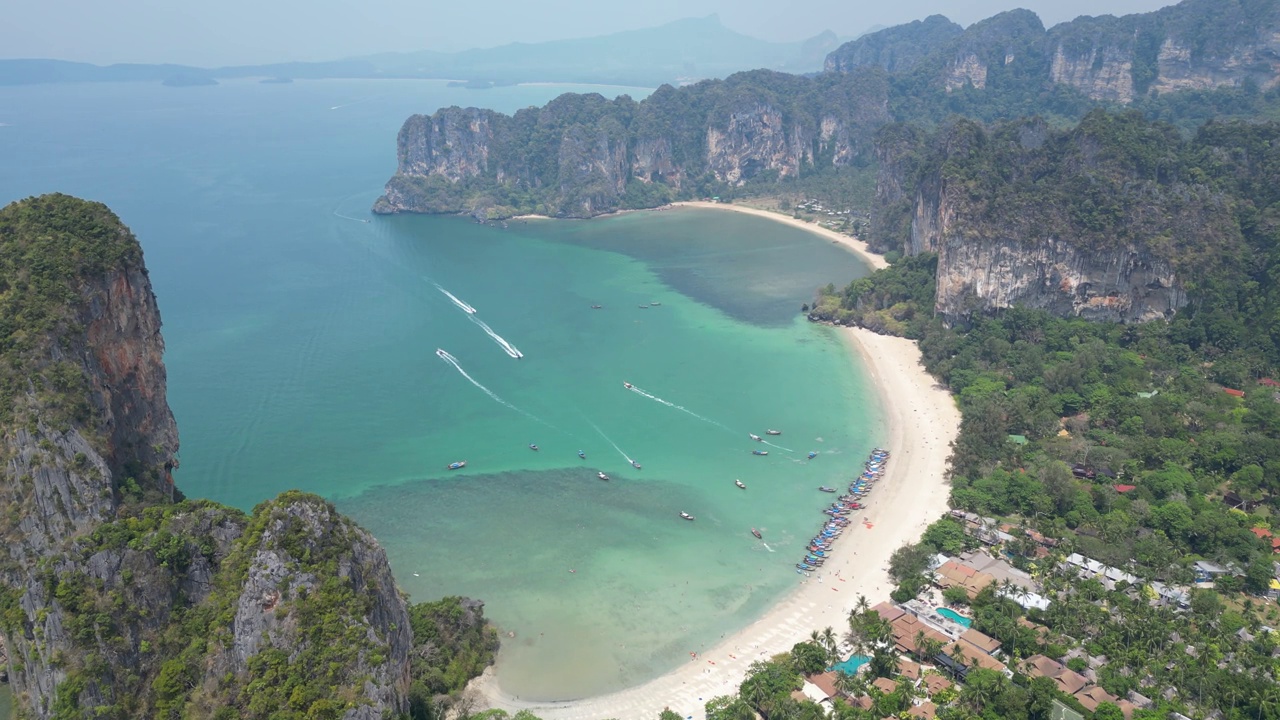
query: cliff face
830 0 1280 103
0 195 428 719
374 68 890 218
879 114 1244 322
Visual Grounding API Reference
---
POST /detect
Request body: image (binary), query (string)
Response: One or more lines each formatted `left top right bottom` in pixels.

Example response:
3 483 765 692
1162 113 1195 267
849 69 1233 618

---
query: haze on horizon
12 0 1179 67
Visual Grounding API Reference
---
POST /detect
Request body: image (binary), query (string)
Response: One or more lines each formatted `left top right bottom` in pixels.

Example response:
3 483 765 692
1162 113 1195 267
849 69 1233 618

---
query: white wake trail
469 316 523 358
625 384 731 432
586 419 633 465
435 284 477 314
435 349 543 425
761 439 795 453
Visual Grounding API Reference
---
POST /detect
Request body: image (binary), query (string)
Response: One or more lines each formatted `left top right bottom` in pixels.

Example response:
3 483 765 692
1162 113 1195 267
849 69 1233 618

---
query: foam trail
435 284 477 314
333 210 370 223
625 384 731 431
761 439 795 453
436 349 543 424
586 419 633 465
469 316 523 358
762 543 776 553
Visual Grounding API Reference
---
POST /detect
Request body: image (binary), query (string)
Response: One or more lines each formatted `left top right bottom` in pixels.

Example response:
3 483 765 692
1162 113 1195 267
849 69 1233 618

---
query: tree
888 543 933 585
659 711 683 720
1244 555 1274 595
1093 702 1125 720
704 695 754 720
791 641 829 675
921 517 969 554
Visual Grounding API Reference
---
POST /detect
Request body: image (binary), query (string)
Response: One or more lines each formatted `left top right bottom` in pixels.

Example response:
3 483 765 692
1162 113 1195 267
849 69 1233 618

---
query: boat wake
762 542 776 553
436 349 540 421
624 383 731 432
761 439 795 453
586 419 633 465
435 284 477 314
469 315 523 358
332 210 370 223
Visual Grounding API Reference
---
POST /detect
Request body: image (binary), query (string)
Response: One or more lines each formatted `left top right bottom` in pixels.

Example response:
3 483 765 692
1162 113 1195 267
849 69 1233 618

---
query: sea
0 78 878 700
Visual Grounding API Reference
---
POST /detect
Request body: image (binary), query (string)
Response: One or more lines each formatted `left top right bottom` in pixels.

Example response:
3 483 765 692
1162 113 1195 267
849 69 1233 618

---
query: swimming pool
936 607 973 627
830 654 871 675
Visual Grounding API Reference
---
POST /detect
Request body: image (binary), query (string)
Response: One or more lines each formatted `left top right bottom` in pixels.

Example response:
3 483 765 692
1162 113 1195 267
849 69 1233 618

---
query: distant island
161 73 217 87
0 15 852 89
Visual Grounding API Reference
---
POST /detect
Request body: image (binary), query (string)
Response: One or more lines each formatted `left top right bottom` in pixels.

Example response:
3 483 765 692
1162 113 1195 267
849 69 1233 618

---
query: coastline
669 201 889 271
468 323 960 719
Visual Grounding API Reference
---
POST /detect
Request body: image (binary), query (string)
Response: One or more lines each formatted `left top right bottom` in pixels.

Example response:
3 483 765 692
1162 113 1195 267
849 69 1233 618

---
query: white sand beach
671 201 889 271
469 319 961 718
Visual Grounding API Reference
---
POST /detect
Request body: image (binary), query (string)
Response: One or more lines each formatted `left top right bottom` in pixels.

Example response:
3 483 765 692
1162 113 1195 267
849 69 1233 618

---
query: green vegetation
0 194 141 429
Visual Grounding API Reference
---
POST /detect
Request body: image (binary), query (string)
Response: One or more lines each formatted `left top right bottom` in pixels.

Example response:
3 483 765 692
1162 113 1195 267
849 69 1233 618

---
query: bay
0 78 878 700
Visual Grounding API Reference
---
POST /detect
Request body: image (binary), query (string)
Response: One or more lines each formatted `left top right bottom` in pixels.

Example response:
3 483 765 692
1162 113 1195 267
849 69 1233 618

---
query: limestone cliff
829 0 1280 104
374 68 890 218
879 114 1244 322
0 195 481 719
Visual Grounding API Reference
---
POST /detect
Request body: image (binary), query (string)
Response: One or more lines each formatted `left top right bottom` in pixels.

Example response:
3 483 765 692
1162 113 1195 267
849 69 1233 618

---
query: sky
7 0 1179 67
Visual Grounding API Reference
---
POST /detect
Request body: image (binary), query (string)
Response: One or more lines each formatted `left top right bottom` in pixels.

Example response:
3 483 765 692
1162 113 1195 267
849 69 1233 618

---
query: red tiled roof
1224 387 1246 398
1252 527 1273 539
922 674 952 695
1113 484 1137 493
1260 378 1280 387
873 677 898 694
810 671 839 698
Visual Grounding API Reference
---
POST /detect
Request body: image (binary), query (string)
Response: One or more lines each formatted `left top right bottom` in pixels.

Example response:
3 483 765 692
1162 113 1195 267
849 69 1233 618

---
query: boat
679 511 695 521
591 304 602 309
598 471 610 481
749 433 763 442
624 381 633 389
578 450 586 459
447 461 467 470
751 528 762 539
529 443 539 451
735 479 746 489
632 460 642 469
650 301 662 306
766 429 782 435
808 451 818 459
638 304 649 309
752 450 769 456
819 486 837 493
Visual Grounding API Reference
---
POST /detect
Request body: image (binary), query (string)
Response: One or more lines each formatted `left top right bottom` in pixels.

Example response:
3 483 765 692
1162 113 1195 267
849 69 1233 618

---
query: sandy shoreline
469 322 960 718
670 201 889 271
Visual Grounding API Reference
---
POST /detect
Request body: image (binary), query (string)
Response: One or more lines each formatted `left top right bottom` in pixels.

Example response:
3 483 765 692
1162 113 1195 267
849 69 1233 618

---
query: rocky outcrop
0 195 447 719
878 113 1249 322
824 15 963 74
374 68 891 218
829 0 1280 103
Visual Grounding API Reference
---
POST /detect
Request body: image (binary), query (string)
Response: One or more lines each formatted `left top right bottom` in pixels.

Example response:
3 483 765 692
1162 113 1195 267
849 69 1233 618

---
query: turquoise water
936 607 973 627
831 655 871 675
0 79 880 700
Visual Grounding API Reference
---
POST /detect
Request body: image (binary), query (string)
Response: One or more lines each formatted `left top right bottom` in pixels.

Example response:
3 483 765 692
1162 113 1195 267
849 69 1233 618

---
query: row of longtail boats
795 447 888 575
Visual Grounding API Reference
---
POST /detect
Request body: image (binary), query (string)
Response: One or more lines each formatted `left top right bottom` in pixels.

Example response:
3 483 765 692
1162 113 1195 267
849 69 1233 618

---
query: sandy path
468 326 960 719
670 201 889 271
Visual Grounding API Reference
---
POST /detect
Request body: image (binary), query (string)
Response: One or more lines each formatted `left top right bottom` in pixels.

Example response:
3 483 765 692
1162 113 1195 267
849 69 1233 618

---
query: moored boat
752 450 769 456
598 471 610 481
766 429 781 435
819 486 836 493
447 461 467 470
679 511 695 521
578 450 586 459
808 451 818 459
735 479 746 489
529 443 539 451
751 528 762 539
591 304 602 309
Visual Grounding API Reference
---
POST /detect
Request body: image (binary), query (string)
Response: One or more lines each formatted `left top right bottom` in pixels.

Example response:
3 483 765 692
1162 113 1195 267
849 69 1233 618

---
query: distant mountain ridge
0 15 840 88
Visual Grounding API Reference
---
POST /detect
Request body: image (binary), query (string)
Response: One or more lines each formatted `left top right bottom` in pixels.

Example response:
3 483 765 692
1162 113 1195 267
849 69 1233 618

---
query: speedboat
632 460 642 469
751 528 762 539
752 450 768 456
735 479 746 489
624 381 633 389
766 429 781 435
591 304 602 309
749 433 763 442
819 486 836 493
578 450 586 459
529 443 539 451
447 461 467 470
808 451 818 459
679 511 695 521
598 471 610 481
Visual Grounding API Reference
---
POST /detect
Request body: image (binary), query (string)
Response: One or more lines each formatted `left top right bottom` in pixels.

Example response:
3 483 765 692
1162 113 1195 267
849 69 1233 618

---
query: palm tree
821 626 840 665
856 594 870 615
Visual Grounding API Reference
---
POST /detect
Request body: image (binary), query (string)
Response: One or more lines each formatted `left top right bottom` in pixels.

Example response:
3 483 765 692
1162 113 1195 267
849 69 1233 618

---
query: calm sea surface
0 78 879 699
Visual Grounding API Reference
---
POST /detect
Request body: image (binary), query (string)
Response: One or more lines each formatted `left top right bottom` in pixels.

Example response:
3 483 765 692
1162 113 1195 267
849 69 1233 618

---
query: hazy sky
8 0 1178 67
